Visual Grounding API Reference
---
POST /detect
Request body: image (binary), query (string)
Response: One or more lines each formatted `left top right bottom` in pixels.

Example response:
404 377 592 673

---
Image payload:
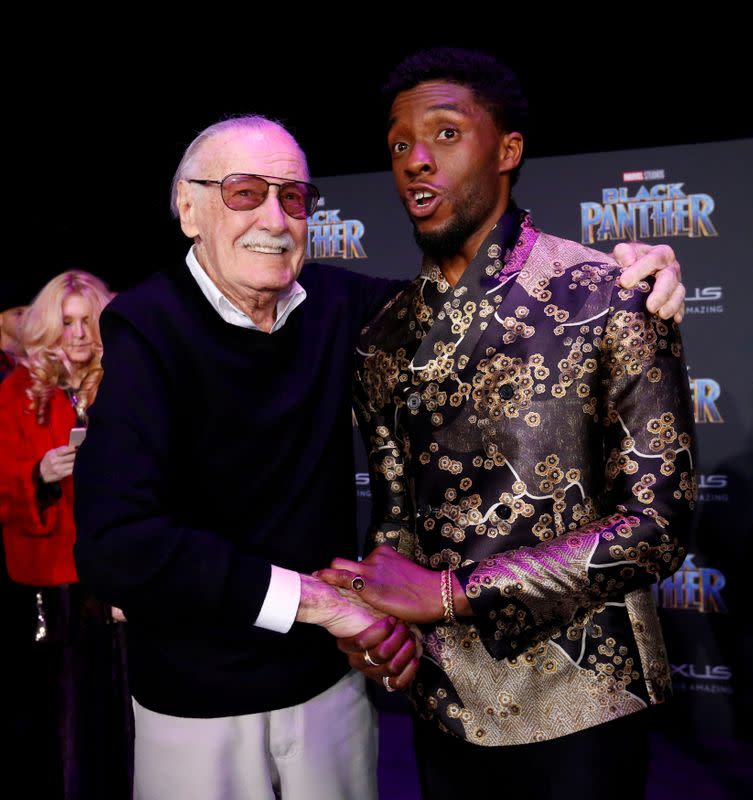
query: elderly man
319 49 697 800
74 113 684 800
73 117 400 800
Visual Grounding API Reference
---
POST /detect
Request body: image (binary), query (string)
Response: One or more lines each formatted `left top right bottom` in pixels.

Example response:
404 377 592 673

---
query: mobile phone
69 427 87 448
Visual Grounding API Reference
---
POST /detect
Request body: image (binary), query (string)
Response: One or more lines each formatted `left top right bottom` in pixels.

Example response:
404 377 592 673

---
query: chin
66 351 94 364
246 263 300 289
412 210 455 239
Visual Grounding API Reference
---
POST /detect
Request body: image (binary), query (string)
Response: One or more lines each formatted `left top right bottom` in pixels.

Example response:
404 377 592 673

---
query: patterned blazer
354 210 697 746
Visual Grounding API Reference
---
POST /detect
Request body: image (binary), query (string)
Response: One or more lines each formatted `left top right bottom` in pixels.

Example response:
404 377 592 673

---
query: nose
73 320 85 338
405 142 436 178
254 185 288 234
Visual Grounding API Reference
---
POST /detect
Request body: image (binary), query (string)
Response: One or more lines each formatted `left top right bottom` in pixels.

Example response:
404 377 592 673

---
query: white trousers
133 669 378 800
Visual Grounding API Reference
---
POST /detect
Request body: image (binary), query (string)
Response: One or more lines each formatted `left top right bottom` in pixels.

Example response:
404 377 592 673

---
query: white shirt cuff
253 566 301 633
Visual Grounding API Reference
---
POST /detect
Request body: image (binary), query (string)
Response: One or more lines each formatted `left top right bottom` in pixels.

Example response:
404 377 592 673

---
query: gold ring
383 675 396 693
351 575 366 592
364 649 378 666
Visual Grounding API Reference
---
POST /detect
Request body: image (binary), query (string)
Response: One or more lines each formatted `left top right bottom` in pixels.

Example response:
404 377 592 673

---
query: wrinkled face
388 81 512 260
177 127 309 296
60 294 94 365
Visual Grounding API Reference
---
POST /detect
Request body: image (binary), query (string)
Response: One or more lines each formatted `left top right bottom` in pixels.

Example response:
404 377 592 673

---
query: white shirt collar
186 246 306 333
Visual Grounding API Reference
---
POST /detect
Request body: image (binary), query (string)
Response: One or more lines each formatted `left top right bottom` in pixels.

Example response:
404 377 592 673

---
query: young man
320 48 696 800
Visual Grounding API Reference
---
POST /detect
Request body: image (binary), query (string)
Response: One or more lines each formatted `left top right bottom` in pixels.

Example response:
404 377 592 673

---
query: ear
176 180 201 239
498 131 524 175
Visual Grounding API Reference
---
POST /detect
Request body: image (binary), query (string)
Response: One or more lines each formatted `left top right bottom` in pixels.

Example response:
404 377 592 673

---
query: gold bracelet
440 567 456 624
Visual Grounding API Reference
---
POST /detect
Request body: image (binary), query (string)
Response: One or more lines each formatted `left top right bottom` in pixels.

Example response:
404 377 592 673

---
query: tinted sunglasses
188 173 320 219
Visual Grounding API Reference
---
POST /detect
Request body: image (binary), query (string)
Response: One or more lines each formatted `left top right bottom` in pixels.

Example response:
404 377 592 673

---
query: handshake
296 545 453 693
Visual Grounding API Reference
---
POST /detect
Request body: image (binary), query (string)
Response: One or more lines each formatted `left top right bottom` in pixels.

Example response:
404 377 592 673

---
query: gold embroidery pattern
471 355 534 420
602 309 658 378
355 217 695 746
465 531 599 627
360 348 409 410
417 633 645 746
624 587 672 703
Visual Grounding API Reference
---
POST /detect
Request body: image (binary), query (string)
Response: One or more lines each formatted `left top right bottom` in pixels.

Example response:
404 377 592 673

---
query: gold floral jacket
354 210 697 746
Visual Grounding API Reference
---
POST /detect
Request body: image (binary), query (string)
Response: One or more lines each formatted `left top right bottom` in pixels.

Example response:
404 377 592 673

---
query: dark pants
413 710 650 800
1 582 133 800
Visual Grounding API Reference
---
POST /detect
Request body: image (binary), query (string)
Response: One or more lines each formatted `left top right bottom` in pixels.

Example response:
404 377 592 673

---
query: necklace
64 385 79 406
63 384 87 426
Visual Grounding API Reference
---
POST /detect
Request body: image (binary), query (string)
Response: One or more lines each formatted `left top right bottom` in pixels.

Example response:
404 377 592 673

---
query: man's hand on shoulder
613 242 685 323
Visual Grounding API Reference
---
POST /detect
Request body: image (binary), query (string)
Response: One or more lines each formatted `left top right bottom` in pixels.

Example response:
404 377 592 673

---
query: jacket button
498 505 512 519
407 393 421 410
499 384 515 400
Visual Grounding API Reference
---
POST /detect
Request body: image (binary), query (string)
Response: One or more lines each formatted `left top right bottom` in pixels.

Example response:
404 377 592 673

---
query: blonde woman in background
0 270 132 800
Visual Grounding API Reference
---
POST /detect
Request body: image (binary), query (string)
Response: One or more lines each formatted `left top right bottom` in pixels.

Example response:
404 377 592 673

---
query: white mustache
239 232 295 252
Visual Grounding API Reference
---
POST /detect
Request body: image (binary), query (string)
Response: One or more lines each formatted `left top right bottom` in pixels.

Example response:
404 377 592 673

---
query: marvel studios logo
622 169 666 182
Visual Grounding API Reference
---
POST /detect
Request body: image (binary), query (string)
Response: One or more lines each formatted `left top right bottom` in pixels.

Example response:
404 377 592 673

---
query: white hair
169 115 310 218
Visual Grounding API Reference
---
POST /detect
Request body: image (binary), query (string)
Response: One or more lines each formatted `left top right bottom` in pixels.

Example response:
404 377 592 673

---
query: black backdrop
3 29 750 305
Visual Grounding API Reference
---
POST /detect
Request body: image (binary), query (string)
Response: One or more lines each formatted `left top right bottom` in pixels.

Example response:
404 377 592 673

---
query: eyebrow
388 102 468 131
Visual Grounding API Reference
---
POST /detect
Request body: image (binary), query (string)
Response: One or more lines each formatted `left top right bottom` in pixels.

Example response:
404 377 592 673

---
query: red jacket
0 367 79 585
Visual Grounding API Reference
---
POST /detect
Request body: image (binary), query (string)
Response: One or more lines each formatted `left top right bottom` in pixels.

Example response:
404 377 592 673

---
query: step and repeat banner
310 138 753 742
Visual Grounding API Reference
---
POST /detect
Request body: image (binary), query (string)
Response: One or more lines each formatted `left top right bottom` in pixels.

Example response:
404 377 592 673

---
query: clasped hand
310 545 451 691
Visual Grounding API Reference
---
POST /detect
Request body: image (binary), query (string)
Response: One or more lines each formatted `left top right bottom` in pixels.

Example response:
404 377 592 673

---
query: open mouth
407 187 441 218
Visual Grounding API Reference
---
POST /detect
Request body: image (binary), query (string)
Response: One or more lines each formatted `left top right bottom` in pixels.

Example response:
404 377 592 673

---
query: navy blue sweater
73 261 401 716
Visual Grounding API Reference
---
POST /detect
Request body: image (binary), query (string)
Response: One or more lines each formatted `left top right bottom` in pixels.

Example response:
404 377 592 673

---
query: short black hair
383 47 528 185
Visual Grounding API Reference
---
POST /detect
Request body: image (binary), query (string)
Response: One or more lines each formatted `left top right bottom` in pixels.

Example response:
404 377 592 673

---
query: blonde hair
20 270 114 424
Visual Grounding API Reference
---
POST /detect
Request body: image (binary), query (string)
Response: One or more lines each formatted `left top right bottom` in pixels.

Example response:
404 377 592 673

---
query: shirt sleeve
253 565 301 633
